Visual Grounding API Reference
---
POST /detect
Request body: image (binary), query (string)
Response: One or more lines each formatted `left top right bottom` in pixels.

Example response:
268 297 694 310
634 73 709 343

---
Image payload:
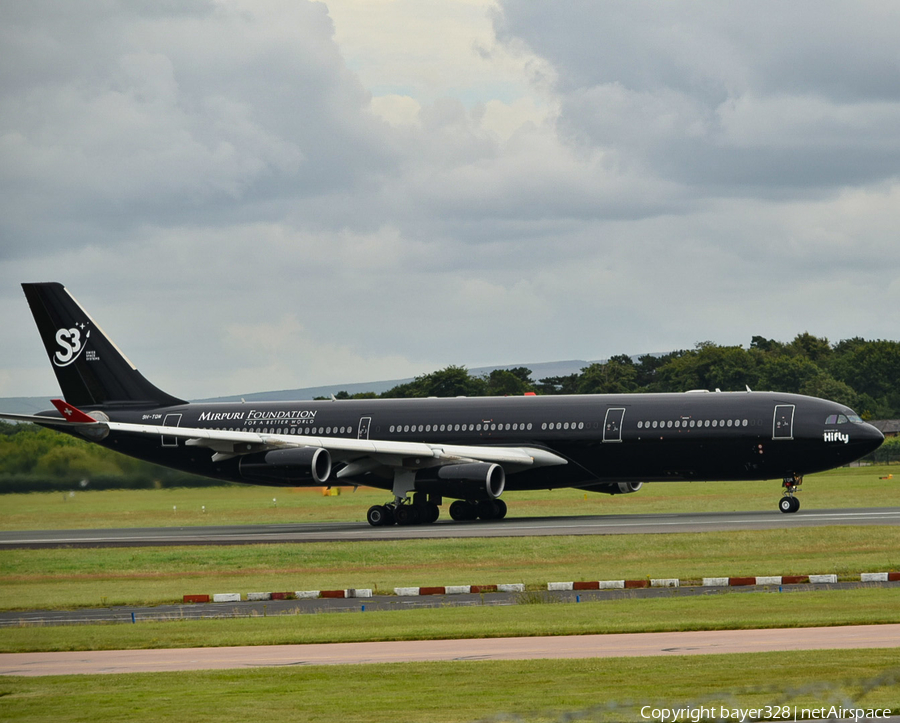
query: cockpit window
828 413 865 424
826 414 850 424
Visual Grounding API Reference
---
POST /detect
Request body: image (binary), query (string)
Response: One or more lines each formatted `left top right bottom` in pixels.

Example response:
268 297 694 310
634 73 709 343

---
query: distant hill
0 359 603 412
197 360 598 402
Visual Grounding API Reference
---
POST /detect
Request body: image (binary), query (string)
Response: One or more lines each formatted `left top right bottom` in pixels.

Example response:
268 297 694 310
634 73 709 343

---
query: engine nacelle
238 447 331 485
579 481 643 496
414 462 505 501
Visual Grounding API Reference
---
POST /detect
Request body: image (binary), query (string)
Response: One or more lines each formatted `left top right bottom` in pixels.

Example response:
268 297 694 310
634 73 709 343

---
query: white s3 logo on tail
54 325 90 367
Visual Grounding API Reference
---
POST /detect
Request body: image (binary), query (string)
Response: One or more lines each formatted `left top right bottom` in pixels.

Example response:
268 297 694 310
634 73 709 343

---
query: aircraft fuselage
62 390 882 492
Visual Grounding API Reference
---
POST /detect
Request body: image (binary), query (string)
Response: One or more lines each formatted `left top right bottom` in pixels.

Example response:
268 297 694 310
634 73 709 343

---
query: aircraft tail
22 282 186 408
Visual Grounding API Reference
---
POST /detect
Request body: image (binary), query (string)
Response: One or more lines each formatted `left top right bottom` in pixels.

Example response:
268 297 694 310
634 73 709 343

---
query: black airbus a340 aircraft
1 283 885 526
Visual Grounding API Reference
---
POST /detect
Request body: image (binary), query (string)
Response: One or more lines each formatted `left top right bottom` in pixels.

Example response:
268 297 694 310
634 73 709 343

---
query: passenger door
357 416 371 440
161 413 182 447
772 405 795 440
603 408 625 443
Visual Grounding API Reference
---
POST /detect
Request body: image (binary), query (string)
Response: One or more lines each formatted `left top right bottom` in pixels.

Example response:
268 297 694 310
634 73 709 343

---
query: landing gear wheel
494 499 507 520
449 500 476 521
476 500 500 520
423 502 440 523
780 474 802 514
395 504 421 526
779 496 800 513
367 505 390 527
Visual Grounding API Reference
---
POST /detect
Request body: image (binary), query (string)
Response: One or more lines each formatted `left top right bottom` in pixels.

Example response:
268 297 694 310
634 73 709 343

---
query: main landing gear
779 474 802 513
448 498 507 522
366 496 508 526
367 492 441 527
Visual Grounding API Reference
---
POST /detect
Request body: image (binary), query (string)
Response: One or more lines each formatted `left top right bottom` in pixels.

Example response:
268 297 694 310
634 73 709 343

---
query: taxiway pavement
3 624 899 676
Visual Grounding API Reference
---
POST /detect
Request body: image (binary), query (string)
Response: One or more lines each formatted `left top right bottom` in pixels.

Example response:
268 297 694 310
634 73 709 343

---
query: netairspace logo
639 705 892 721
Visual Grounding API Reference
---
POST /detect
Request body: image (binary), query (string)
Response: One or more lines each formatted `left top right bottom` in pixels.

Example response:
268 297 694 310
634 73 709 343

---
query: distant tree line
2 333 898 492
333 334 900 420
0 421 217 492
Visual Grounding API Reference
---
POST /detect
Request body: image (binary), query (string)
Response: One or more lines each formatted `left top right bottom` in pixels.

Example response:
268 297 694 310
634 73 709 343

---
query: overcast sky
2 0 899 400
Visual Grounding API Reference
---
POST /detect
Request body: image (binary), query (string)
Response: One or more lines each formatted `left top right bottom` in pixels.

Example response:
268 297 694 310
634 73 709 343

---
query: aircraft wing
1 401 567 474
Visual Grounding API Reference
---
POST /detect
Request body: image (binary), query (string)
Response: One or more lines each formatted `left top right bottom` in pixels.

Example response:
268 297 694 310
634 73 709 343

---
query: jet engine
580 481 643 495
238 447 331 485
414 462 505 501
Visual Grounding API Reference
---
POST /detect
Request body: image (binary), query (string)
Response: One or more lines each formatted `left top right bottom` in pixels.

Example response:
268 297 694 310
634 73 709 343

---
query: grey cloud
0 0 398 257
495 1 900 193
2 1 898 399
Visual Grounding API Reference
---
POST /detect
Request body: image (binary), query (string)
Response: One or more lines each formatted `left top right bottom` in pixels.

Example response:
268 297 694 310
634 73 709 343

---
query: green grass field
1 465 898 720
2 526 899 610
2 650 898 722
1 464 897 530
1 587 899 654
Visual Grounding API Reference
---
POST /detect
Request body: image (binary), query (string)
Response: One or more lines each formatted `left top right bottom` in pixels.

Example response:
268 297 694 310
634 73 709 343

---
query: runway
3 624 899 676
2 507 899 548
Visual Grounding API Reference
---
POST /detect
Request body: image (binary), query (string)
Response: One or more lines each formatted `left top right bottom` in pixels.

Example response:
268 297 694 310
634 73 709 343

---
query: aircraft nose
857 422 885 456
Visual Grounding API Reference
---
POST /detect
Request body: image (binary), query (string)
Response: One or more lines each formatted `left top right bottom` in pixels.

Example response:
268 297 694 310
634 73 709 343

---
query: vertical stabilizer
22 282 186 408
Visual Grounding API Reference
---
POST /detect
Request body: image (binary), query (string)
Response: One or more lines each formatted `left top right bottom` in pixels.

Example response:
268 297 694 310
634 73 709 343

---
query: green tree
831 340 900 400
577 356 638 394
382 366 487 398
788 332 831 363
484 368 534 396
756 356 822 394
799 373 857 408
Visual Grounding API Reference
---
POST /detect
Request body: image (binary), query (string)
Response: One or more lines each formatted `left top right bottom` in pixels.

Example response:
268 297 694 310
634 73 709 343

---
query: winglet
51 398 98 423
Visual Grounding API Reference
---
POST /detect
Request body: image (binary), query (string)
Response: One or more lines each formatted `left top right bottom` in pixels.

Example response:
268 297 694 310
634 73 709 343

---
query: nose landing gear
779 474 802 513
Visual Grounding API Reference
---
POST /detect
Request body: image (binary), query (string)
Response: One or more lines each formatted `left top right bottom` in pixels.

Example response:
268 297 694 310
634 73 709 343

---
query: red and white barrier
186 570 898 602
